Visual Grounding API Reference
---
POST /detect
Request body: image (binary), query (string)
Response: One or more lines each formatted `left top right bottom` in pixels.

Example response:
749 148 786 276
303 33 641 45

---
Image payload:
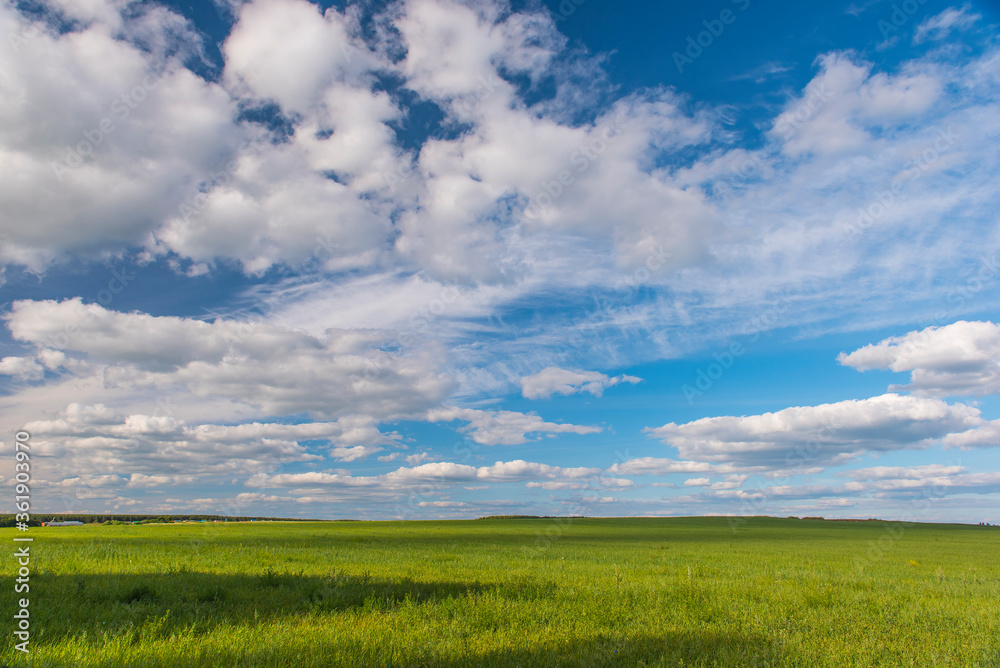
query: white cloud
0 356 44 381
607 457 736 476
942 419 1000 449
708 474 749 490
223 0 376 113
394 0 510 100
425 406 601 445
646 394 983 466
838 321 1000 397
524 476 633 490
330 445 382 462
0 1 241 269
857 470 1000 495
731 466 1000 502
520 367 641 399
248 458 601 490
394 88 720 281
127 473 197 488
660 46 1000 354
0 0 726 281
154 140 394 275
843 464 966 480
416 501 468 508
19 403 408 484
914 5 980 44
771 52 941 156
1 0 995 350
5 299 454 420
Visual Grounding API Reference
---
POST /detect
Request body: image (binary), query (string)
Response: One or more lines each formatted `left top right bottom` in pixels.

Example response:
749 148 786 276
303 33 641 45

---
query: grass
3 517 998 666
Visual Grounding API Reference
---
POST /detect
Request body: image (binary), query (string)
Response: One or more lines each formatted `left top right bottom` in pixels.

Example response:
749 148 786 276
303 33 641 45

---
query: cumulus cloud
0 356 44 381
223 0 377 112
19 402 413 484
0 0 726 280
771 52 941 156
0 298 611 501
645 394 983 466
0 0 242 269
838 321 1000 397
4 298 454 419
942 419 1000 449
520 367 641 399
1 0 997 356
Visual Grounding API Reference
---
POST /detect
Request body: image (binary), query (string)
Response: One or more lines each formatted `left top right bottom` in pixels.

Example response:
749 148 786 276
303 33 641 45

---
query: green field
4 517 998 667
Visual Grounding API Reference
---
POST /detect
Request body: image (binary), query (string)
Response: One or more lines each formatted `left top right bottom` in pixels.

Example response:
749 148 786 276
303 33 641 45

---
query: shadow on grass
16 571 804 667
28 569 557 642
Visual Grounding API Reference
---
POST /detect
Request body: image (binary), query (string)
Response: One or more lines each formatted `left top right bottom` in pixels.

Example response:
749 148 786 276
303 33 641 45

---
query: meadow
3 517 998 667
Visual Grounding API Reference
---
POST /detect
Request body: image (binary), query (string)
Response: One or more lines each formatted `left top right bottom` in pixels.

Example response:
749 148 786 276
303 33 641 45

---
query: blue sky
1 0 999 522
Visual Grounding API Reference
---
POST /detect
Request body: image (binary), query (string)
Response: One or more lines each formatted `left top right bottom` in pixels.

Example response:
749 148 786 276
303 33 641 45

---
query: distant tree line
477 515 588 520
0 514 323 526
